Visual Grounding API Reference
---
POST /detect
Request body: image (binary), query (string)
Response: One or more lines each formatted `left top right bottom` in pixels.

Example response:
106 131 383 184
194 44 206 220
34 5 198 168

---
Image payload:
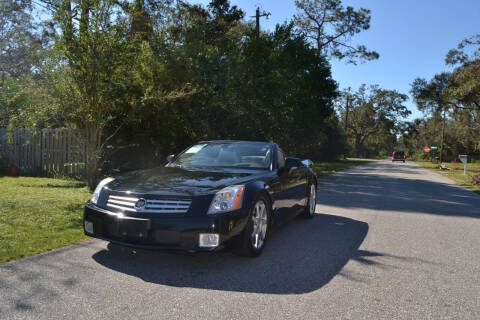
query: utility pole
343 91 351 159
440 107 446 163
252 7 271 38
344 94 350 133
343 95 350 159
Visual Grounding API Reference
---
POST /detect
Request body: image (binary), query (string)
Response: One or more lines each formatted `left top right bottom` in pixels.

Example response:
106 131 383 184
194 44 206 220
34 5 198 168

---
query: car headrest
215 149 240 165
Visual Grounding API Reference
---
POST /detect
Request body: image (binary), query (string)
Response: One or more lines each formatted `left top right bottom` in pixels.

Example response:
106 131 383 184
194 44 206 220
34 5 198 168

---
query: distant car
392 151 406 163
83 141 318 257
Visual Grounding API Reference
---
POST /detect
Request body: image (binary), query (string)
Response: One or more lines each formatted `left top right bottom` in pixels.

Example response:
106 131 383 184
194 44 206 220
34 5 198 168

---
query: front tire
232 195 270 257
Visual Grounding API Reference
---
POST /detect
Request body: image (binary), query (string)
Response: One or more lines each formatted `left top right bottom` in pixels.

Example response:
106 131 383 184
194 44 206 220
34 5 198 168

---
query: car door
285 159 308 211
271 149 302 224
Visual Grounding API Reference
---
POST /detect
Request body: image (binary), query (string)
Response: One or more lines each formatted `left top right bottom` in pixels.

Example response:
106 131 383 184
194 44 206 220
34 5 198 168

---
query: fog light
84 221 94 234
199 233 219 248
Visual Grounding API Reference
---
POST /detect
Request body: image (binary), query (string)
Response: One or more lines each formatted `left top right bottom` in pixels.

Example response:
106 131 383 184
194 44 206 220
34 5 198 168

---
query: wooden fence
0 128 86 177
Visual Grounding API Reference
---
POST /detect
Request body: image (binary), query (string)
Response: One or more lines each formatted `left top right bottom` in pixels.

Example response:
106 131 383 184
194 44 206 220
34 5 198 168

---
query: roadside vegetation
0 177 90 263
314 158 371 176
416 161 480 195
400 35 480 173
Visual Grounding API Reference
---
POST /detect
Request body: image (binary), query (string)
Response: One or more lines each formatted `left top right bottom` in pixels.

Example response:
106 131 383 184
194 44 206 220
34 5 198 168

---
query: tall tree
39 0 144 188
0 0 46 80
340 85 409 157
445 34 480 111
0 0 51 129
294 0 379 64
411 73 452 162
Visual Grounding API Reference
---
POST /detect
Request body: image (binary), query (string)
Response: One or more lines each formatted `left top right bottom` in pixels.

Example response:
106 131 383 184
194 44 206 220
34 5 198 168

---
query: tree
0 0 47 80
446 34 480 66
37 0 146 188
0 0 50 128
445 34 480 111
294 0 379 64
339 85 409 157
411 73 452 163
163 3 340 160
446 34 480 169
404 35 480 164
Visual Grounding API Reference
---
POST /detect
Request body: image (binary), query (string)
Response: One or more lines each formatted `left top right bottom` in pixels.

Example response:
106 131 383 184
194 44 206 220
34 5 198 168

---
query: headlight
91 177 115 205
208 185 245 214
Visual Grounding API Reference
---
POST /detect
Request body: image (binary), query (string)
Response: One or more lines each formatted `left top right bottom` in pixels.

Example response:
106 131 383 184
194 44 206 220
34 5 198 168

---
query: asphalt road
1 160 480 319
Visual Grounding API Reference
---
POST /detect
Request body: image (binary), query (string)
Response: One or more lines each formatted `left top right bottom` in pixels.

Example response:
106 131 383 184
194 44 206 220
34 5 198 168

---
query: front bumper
83 202 249 251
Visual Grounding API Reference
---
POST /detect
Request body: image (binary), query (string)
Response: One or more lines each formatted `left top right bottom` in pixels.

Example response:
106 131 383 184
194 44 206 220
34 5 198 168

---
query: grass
0 177 91 263
416 161 480 195
313 158 372 176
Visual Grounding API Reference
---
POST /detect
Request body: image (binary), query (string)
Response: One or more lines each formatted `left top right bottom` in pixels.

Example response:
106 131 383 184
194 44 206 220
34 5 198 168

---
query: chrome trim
106 195 192 214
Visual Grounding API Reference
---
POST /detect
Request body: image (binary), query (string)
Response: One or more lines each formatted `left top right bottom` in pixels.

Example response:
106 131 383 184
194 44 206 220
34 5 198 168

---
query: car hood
106 166 268 196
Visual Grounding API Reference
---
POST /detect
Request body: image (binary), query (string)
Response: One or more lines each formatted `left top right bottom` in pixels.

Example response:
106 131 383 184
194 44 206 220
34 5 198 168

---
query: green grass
0 177 91 263
416 161 480 195
313 158 372 176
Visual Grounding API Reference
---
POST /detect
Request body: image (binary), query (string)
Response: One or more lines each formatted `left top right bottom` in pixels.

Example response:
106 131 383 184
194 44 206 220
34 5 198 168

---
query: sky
191 0 480 120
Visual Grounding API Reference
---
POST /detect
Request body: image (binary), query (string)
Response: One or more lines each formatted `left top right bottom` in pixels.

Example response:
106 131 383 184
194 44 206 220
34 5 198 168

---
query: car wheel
302 183 316 219
232 195 270 257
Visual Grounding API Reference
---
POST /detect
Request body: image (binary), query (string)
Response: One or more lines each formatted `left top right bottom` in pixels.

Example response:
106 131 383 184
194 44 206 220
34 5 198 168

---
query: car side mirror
282 157 302 173
166 154 175 163
301 159 313 168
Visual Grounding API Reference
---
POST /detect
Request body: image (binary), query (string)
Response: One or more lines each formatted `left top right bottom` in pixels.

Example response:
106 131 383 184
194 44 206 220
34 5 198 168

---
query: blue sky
191 0 480 120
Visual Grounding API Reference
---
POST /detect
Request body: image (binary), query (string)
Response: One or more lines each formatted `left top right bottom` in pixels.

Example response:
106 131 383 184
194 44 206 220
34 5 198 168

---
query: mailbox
459 155 468 175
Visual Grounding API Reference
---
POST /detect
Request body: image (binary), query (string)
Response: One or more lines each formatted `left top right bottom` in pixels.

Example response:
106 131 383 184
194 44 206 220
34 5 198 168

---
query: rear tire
232 195 270 257
302 183 316 219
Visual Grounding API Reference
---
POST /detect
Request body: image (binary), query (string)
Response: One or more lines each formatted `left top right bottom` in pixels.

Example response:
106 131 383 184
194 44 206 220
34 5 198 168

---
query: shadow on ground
319 161 480 218
92 214 371 294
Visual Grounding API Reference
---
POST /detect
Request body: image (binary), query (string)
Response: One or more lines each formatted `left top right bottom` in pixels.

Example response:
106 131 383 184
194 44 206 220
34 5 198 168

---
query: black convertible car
84 141 317 256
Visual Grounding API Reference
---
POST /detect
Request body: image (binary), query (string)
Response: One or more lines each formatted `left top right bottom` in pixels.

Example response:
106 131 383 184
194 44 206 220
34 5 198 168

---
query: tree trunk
63 1 73 43
355 135 362 158
440 108 446 163
80 0 90 39
85 122 102 190
343 96 350 159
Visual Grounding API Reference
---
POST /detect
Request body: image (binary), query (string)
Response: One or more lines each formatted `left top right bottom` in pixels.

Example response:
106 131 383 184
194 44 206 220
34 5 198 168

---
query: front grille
106 195 192 214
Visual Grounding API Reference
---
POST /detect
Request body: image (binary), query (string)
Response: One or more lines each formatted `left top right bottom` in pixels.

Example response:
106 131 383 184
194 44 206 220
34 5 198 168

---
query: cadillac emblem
134 198 147 210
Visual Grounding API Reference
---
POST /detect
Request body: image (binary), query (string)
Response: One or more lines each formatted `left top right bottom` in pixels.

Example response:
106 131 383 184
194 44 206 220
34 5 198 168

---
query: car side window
277 149 285 169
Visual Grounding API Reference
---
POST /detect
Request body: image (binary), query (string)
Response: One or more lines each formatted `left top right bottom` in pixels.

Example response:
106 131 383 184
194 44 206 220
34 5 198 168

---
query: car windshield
171 142 272 170
394 151 405 156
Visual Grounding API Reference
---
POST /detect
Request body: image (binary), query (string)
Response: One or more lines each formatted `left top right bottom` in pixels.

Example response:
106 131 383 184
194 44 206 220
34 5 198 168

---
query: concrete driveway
1 160 479 319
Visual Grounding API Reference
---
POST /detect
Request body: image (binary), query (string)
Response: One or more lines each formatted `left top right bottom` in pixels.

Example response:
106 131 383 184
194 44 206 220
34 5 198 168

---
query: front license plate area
119 219 150 240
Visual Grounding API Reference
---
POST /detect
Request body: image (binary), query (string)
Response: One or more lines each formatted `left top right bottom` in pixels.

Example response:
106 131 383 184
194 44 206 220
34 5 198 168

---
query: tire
302 183 317 219
232 195 270 257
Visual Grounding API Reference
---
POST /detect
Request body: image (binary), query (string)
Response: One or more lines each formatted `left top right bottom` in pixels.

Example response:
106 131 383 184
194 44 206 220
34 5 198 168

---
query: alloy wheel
309 184 316 216
251 200 268 249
